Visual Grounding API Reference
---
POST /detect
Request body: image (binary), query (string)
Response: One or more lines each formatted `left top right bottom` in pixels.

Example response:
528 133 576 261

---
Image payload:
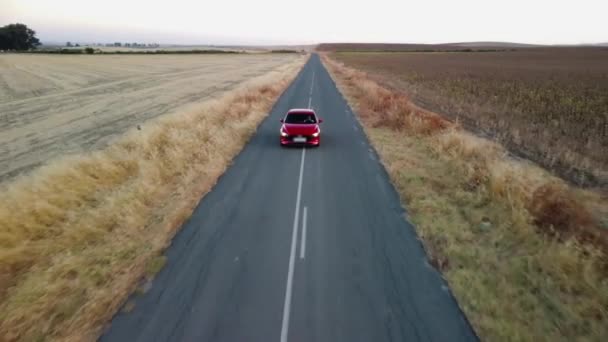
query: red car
280 109 323 147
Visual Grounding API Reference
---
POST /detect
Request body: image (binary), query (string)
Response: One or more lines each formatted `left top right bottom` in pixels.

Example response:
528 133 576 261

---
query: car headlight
280 129 289 137
312 131 320 137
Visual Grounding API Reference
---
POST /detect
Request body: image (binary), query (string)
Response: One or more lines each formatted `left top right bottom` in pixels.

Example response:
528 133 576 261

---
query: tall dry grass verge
0 56 307 341
322 54 608 341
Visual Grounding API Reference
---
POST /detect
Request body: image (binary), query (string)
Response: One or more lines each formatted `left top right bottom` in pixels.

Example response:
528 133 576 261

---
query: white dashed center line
280 148 306 342
300 206 308 259
308 71 315 109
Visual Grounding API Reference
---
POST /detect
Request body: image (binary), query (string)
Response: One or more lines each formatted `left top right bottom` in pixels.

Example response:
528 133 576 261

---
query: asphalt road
101 54 478 342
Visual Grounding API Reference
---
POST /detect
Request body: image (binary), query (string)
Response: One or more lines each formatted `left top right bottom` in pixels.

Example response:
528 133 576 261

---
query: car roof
287 108 316 115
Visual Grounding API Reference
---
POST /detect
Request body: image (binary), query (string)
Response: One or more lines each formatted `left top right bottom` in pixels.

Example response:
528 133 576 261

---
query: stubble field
0 53 300 181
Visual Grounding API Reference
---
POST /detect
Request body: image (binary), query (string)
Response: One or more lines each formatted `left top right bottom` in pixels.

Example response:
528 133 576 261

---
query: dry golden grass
0 55 306 341
322 54 608 341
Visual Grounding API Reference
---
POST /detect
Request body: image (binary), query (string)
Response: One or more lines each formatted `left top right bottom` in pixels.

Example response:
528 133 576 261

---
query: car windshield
284 113 316 124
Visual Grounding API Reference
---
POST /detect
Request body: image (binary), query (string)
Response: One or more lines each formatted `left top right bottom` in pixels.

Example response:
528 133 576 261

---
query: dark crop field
330 48 608 187
317 42 541 52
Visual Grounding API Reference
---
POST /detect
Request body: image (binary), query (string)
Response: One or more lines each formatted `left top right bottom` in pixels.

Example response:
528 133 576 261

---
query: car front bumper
280 135 320 146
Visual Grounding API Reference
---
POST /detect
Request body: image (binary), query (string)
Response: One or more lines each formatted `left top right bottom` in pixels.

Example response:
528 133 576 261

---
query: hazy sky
1 0 607 45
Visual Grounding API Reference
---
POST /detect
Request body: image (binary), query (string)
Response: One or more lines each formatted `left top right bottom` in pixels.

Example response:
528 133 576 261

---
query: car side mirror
318 118 323 123
280 119 284 123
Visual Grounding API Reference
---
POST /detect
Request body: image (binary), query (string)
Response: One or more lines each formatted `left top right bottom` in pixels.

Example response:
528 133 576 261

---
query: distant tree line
111 42 160 48
270 49 300 53
28 48 242 55
0 23 40 51
66 42 161 48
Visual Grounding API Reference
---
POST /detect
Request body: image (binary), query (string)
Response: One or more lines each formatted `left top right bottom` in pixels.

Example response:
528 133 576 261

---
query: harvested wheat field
0 53 300 181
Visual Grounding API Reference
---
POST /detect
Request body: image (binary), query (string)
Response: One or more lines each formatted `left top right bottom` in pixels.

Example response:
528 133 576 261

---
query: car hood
283 123 319 135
